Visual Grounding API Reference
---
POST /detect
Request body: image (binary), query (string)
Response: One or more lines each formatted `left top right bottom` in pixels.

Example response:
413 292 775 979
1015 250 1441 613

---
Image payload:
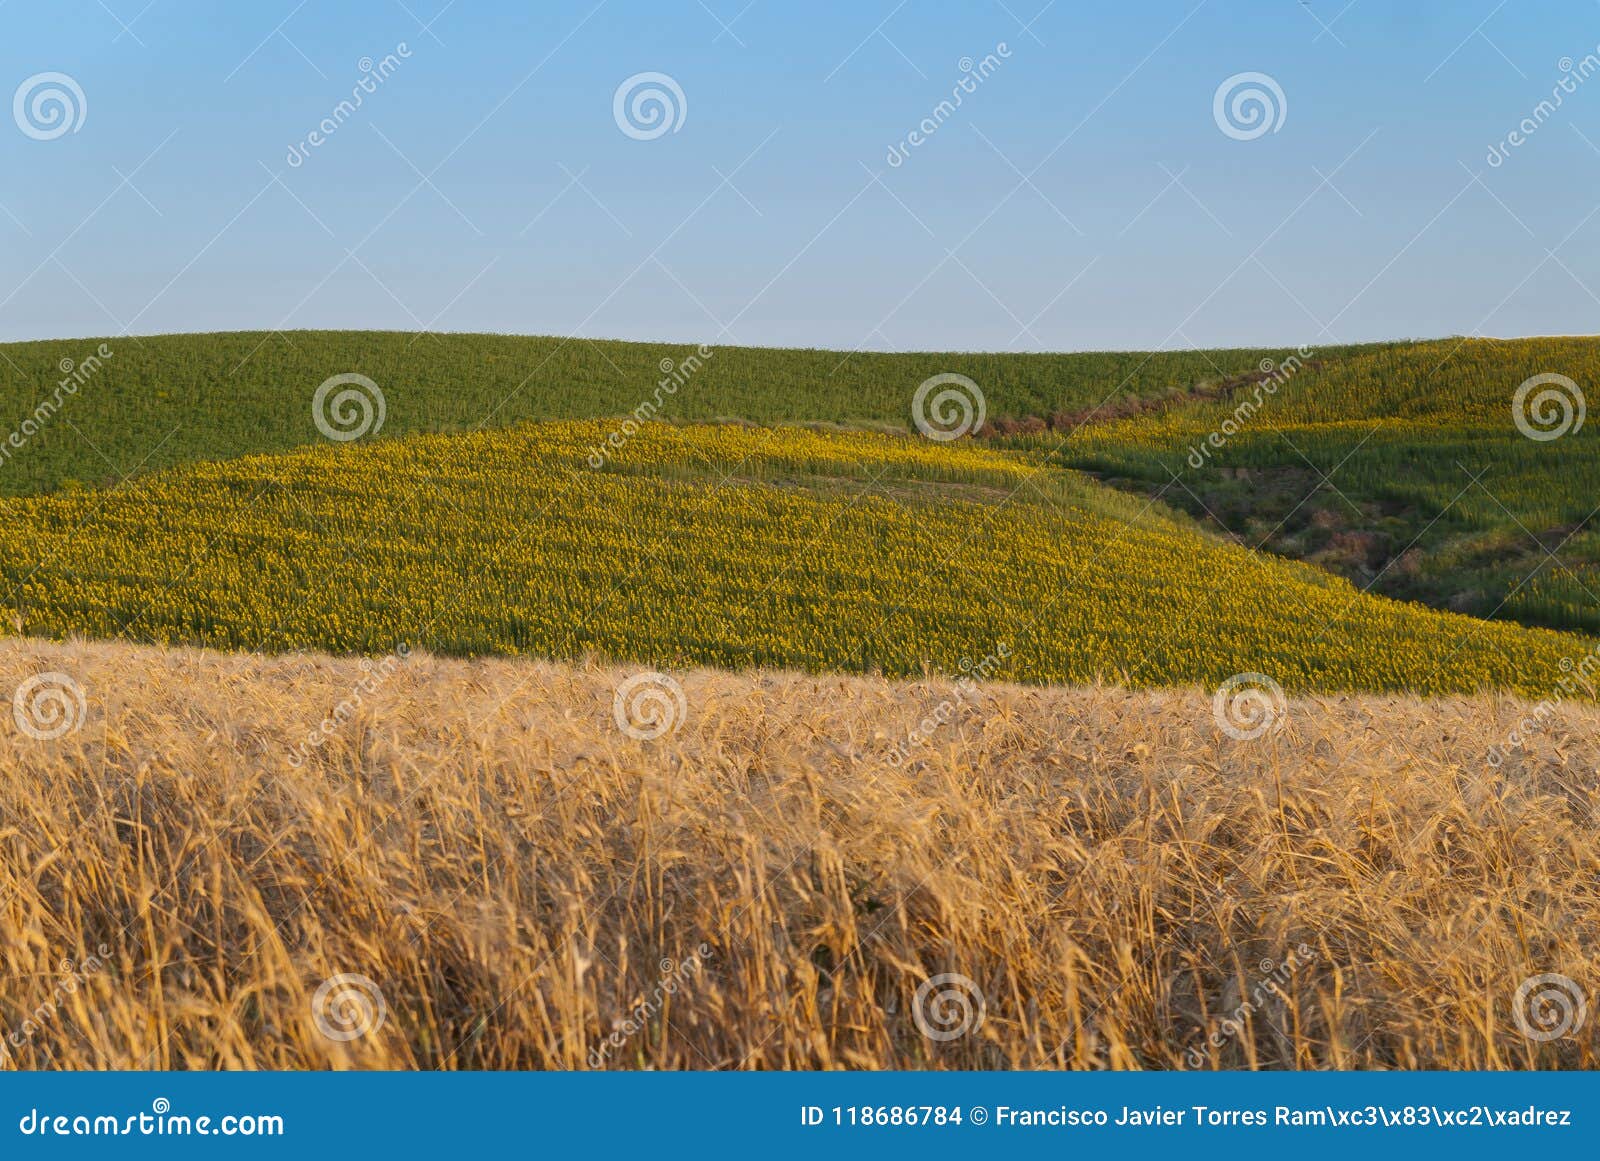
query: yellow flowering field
0 419 1590 697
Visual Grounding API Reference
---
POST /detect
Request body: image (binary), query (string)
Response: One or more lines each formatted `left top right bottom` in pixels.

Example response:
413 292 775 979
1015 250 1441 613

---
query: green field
0 330 1380 495
0 329 1595 691
1042 337 1600 635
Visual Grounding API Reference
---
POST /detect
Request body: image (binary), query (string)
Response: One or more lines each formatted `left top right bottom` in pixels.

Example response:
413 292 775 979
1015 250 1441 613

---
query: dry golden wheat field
1 637 1595 1070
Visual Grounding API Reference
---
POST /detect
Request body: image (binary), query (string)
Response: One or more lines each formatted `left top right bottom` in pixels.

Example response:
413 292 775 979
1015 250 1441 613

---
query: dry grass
0 636 1596 1070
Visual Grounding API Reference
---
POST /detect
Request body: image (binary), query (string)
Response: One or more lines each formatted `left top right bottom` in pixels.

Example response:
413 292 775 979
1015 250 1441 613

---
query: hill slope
0 330 1379 496
1053 337 1600 634
0 418 1591 698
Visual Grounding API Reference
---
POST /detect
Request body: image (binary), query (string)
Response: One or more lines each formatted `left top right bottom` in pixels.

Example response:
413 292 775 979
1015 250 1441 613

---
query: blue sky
1 0 1598 351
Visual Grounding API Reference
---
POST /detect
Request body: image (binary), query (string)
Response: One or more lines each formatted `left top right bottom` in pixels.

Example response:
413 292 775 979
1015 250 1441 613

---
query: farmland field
0 330 1384 497
2 636 1594 1070
7 330 1600 643
0 414 1591 699
13 0 1600 1115
1 329 1598 1075
1048 337 1600 635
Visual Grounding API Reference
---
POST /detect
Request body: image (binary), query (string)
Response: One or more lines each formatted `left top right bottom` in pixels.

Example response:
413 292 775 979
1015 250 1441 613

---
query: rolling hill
1051 337 1600 635
0 330 1382 496
0 417 1590 699
2 330 1596 1074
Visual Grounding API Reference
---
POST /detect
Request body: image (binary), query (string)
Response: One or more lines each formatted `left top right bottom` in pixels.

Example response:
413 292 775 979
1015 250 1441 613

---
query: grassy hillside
0 330 1373 496
1049 337 1600 634
0 418 1590 698
5 327 1594 646
2 637 1594 1069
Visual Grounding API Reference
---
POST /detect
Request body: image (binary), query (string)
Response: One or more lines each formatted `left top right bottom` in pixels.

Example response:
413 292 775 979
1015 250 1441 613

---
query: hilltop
0 329 1383 496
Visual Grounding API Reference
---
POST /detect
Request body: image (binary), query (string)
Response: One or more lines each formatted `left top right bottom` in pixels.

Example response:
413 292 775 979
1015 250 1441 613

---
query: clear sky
2 0 1598 351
